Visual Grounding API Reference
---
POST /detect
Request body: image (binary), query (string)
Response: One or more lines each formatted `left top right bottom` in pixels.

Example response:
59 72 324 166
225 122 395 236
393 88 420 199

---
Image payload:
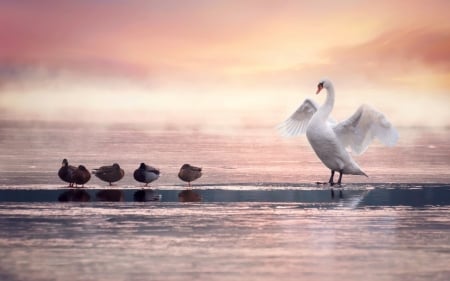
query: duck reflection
178 189 202 202
58 189 91 202
133 188 161 202
96 189 124 202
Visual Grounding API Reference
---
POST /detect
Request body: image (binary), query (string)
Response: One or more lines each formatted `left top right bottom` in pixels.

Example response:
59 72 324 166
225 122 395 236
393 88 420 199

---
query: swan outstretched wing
333 104 399 155
277 99 319 137
278 99 337 137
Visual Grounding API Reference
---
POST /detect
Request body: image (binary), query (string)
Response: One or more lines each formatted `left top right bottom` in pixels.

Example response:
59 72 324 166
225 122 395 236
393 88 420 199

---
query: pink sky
0 0 449 128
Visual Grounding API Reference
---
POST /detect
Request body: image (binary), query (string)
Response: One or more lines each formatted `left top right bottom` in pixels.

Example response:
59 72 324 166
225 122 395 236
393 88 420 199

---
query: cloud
327 28 450 69
254 27 450 90
1 1 449 88
1 1 449 128
320 28 450 89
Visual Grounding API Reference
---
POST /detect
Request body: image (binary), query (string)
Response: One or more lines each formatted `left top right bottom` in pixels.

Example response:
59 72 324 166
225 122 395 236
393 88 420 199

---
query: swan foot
328 170 335 185
316 181 329 185
329 170 344 186
330 170 344 198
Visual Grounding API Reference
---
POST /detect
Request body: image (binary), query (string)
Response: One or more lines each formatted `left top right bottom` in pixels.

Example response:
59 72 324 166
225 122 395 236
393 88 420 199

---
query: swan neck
320 85 335 117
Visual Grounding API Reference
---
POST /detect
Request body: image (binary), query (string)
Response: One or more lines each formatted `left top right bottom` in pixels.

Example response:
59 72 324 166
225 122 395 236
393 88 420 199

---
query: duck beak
316 85 323 94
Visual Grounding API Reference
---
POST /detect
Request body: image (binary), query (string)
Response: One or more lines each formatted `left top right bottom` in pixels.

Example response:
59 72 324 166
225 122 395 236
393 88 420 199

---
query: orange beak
316 85 323 94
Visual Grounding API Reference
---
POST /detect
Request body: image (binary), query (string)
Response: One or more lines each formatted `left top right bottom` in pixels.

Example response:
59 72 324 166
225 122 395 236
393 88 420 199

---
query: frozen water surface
0 122 449 281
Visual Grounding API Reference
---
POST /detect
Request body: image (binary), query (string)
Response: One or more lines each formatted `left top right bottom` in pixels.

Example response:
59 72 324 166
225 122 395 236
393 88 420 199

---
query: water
0 121 449 281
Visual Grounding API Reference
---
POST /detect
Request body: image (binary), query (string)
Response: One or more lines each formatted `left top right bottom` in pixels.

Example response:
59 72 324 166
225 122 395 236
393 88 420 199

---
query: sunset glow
1 0 449 128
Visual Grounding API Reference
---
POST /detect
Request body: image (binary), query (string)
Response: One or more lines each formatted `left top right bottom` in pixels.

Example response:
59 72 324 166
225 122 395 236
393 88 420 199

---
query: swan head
316 79 332 94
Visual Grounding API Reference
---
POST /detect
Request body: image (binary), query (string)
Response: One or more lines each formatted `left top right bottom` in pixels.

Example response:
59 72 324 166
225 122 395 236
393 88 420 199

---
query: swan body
278 79 398 185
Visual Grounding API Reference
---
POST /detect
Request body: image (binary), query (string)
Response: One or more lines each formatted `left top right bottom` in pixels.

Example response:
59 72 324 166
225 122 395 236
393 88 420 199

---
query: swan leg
337 170 343 186
328 170 335 186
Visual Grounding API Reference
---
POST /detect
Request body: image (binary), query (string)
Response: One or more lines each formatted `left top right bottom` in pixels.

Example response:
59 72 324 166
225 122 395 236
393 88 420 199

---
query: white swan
278 79 398 185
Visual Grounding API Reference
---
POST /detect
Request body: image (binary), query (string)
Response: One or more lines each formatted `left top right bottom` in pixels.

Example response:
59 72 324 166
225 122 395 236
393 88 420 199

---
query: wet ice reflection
0 200 449 281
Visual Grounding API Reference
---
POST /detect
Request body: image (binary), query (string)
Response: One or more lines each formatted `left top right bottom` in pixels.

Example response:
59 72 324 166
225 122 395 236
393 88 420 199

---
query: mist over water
1 68 450 129
0 120 449 186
